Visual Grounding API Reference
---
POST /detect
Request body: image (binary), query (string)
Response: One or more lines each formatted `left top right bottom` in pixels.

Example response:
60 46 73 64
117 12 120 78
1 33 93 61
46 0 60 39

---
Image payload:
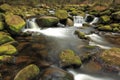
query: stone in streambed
0 44 17 55
0 55 15 63
55 10 68 20
5 14 25 34
41 67 74 80
100 15 110 24
59 49 82 67
0 32 15 45
112 11 120 20
0 21 4 30
74 30 87 39
14 64 40 80
36 16 59 27
100 48 120 67
98 25 112 31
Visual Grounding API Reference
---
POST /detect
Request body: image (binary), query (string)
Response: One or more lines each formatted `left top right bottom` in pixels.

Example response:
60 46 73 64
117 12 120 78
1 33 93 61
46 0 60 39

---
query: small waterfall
22 18 41 33
90 17 99 25
73 14 99 27
68 69 114 80
86 33 112 49
73 16 85 27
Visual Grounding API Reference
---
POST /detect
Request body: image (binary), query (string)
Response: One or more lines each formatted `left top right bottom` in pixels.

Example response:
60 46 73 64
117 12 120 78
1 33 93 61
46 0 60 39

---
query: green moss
55 10 68 20
0 55 14 62
112 11 120 20
36 16 59 27
0 4 12 12
0 21 4 30
14 64 40 80
74 30 86 39
100 15 110 24
0 44 17 55
0 32 14 45
101 48 120 66
5 14 25 33
98 25 112 31
59 49 82 66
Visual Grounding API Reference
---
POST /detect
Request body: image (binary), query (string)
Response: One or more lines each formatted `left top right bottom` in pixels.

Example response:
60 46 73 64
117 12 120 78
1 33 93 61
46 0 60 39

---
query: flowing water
22 16 120 80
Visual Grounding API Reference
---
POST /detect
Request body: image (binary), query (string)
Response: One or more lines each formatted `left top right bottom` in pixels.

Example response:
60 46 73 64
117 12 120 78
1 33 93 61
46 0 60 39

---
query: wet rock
98 25 112 31
14 64 40 80
74 30 87 39
81 60 102 73
0 55 15 63
100 15 110 24
59 49 82 67
66 18 73 26
100 48 120 67
0 44 17 55
85 15 94 23
5 14 26 34
55 10 68 20
112 11 120 20
0 21 4 30
36 16 59 27
79 45 102 62
0 4 12 12
40 67 74 80
110 23 120 32
105 34 120 45
0 32 15 45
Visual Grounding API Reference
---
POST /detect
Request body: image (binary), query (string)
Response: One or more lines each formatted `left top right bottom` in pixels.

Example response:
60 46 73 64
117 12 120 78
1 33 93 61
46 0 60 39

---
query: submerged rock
5 14 26 34
100 48 120 67
36 16 59 27
14 64 40 80
41 67 74 80
59 49 82 67
0 44 17 55
74 30 87 39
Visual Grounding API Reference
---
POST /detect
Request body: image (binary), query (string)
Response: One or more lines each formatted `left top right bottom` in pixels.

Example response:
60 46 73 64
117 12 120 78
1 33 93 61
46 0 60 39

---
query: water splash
68 69 114 80
86 33 113 49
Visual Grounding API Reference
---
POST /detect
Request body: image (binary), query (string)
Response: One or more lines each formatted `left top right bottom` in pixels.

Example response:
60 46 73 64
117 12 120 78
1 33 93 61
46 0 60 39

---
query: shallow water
21 18 120 80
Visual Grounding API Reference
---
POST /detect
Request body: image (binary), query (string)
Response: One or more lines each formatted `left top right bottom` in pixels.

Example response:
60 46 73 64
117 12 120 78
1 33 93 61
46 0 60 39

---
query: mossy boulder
100 15 110 24
14 64 40 80
5 14 26 34
0 55 14 63
100 48 120 67
112 11 120 20
74 30 87 39
41 67 74 80
0 4 12 12
0 44 17 55
59 49 82 67
98 25 112 31
66 18 73 26
0 32 15 45
0 21 4 30
36 16 59 27
110 23 120 32
55 10 68 20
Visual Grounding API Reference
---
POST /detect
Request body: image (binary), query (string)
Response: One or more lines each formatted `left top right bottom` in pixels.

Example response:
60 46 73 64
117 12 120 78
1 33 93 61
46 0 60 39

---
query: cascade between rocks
21 14 119 80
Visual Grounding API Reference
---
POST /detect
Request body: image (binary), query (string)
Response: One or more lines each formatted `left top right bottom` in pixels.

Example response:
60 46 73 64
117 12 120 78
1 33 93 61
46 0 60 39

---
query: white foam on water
68 69 114 80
